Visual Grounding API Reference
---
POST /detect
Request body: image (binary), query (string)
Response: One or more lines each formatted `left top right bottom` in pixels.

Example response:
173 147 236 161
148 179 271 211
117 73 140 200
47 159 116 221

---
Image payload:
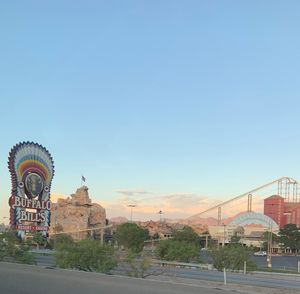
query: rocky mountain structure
50 186 106 240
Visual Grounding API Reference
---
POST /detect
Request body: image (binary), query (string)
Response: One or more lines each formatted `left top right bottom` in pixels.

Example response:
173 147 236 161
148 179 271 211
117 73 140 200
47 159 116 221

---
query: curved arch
228 212 279 229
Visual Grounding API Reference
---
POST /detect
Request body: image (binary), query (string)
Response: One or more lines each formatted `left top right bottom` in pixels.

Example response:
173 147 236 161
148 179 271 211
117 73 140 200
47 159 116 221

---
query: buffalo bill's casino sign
8 142 54 238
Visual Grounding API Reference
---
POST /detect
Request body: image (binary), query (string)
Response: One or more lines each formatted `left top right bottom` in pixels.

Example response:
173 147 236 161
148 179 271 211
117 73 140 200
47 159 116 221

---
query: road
0 262 234 294
251 255 300 271
35 250 300 272
35 254 55 266
163 267 300 290
33 253 300 290
201 251 300 271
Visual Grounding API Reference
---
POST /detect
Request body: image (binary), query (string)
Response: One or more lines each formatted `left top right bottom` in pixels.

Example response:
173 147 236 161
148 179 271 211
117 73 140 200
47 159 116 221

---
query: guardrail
152 260 300 278
152 260 214 270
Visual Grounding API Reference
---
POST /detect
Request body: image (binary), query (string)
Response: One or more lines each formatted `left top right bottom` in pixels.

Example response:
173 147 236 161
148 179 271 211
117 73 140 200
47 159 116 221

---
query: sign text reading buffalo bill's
9 196 51 210
9 196 51 223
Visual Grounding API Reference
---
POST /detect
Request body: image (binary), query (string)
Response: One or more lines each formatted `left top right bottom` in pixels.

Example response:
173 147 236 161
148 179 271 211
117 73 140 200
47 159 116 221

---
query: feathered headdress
8 142 55 236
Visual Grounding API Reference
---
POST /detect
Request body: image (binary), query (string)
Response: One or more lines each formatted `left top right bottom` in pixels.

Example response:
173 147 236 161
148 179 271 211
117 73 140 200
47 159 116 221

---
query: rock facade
50 186 106 240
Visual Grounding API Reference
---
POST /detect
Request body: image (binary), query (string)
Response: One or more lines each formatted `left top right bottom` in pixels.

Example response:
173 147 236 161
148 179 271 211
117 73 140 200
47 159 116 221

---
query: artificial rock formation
50 186 106 240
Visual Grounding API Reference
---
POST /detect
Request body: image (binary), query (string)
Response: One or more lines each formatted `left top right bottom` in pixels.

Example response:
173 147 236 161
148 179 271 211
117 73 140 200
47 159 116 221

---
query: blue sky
1 1 300 220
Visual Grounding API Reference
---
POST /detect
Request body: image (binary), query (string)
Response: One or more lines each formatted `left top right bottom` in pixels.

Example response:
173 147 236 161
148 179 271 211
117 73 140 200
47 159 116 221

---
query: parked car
254 251 267 256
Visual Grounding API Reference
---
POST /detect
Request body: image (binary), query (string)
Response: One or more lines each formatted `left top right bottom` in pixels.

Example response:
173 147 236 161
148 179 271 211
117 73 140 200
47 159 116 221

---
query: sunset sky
1 1 300 222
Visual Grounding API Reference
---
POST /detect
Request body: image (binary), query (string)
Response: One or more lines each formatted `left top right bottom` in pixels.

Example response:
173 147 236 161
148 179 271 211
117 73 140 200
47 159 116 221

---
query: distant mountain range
109 211 252 226
110 216 128 223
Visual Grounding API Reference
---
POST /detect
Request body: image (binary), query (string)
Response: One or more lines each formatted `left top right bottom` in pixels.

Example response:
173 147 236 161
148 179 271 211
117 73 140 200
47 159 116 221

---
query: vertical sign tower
8 142 55 238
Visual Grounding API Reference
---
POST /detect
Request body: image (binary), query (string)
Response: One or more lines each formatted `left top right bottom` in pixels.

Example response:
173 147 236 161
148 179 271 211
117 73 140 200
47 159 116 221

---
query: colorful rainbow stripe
17 157 51 182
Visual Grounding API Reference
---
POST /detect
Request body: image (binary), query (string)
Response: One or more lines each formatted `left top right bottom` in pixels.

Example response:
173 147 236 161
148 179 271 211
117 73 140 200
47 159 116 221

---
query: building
264 195 300 228
283 202 300 228
208 225 244 245
207 212 279 248
240 230 264 248
264 195 285 228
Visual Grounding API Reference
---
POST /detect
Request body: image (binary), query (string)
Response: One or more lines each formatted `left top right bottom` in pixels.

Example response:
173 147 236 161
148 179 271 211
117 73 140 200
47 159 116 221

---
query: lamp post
222 223 226 246
128 205 136 222
53 205 57 249
158 210 164 222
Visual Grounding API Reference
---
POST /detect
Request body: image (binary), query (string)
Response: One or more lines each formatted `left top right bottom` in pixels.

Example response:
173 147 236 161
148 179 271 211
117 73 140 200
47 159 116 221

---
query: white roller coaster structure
188 176 299 224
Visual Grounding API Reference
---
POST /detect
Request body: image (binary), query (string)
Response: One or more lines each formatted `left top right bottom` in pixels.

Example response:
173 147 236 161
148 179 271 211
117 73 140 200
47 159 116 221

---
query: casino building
264 195 300 228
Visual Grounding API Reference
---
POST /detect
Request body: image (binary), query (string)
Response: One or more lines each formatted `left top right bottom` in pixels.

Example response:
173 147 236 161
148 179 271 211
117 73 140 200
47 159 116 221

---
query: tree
172 226 199 245
155 239 200 262
30 232 47 249
152 233 160 240
155 226 200 262
199 231 212 249
230 233 241 245
115 223 150 253
0 230 35 264
278 224 300 253
52 233 75 250
210 245 256 272
261 231 278 251
122 251 152 278
55 237 117 273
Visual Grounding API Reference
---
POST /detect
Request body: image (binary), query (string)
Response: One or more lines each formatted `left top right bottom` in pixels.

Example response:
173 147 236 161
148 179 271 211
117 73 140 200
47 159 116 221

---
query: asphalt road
164 267 300 290
35 250 300 272
251 255 300 271
201 251 300 271
33 253 300 290
0 262 234 294
35 254 55 266
34 257 300 291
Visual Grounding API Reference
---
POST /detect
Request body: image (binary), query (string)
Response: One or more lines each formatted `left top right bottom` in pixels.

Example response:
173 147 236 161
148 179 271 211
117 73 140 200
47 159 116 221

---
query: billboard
8 142 54 238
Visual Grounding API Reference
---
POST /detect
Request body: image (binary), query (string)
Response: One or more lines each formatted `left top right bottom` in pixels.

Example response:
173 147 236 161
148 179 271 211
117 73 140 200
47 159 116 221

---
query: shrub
115 223 149 253
155 239 200 262
55 237 117 273
0 230 35 264
210 245 256 271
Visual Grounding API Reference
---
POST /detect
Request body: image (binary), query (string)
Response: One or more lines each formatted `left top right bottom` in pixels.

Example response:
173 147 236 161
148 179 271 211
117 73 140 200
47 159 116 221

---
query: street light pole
222 223 226 246
158 210 163 222
54 205 57 249
128 205 136 222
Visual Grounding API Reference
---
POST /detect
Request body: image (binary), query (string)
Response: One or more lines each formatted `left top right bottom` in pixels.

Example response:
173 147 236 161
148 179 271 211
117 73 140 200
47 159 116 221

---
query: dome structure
228 212 279 230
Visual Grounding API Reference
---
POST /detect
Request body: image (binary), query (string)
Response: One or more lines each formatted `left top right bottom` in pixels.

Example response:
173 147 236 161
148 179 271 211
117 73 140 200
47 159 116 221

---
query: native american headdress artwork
8 142 54 237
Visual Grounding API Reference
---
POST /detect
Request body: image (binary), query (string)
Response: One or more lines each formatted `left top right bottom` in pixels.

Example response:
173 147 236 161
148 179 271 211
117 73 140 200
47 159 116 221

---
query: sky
1 1 300 222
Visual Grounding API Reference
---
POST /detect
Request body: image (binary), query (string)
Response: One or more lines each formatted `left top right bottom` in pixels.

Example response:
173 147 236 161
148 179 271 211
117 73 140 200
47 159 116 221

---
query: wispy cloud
52 189 264 222
103 189 220 220
115 189 152 197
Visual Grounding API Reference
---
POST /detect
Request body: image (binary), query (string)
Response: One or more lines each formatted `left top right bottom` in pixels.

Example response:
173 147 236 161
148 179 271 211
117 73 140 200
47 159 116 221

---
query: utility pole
267 224 273 268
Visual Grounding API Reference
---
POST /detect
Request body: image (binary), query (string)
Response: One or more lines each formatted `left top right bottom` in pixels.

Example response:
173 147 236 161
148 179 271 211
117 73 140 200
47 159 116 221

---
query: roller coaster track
188 176 298 221
48 224 112 236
